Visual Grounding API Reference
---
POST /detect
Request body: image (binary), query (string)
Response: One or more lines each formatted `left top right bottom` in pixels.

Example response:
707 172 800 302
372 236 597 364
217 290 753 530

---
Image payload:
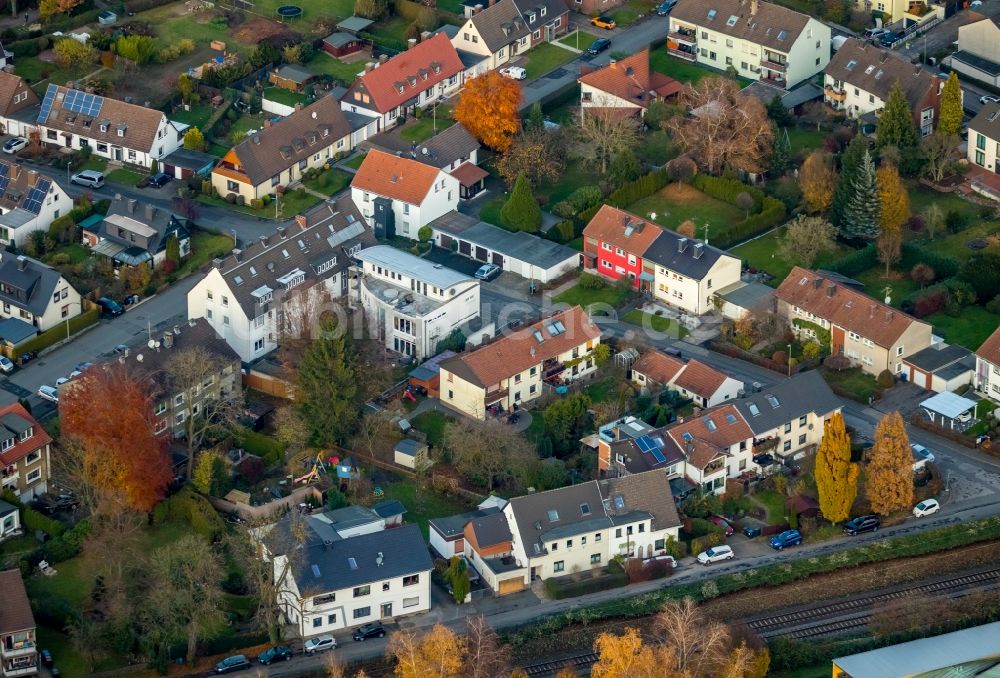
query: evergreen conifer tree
841 148 881 240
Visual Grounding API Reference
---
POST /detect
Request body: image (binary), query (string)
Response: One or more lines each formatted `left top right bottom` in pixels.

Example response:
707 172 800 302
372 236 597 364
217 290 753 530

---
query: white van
70 170 105 188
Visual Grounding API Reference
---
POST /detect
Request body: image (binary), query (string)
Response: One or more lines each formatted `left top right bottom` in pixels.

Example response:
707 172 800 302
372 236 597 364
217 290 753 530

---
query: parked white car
910 443 935 464
303 635 336 655
913 498 940 517
37 385 59 403
696 544 734 565
0 356 13 374
500 66 527 80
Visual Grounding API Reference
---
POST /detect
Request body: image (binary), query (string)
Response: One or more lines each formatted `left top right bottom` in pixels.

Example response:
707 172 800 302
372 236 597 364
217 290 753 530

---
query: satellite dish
650 212 657 220
147 339 156 349
136 354 144 362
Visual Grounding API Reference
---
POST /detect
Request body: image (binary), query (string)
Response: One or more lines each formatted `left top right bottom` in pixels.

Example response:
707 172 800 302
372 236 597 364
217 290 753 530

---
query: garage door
475 246 488 261
498 578 524 595
459 240 471 255
491 252 504 268
440 235 453 250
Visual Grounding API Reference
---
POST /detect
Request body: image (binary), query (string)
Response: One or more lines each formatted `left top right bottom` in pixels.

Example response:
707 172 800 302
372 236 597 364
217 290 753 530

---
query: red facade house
582 205 661 291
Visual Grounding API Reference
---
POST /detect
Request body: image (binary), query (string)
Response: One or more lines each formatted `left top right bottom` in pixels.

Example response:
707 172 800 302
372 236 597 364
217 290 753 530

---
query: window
799 415 807 427
353 585 370 597
783 440 791 451
798 434 806 445
595 533 602 542
976 150 986 166
222 295 229 307
978 133 987 151
590 553 601 564
897 345 904 356
254 338 265 352
382 582 390 591
638 524 645 533
553 561 565 573
784 422 791 433
327 614 336 625
223 315 230 325
313 618 322 628
551 542 558 551
615 528 622 538
403 574 419 586
566 539 572 548
353 607 370 619
403 597 420 608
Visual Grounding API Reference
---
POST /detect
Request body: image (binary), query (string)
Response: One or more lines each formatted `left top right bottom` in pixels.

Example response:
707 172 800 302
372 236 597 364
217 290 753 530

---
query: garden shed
394 438 428 469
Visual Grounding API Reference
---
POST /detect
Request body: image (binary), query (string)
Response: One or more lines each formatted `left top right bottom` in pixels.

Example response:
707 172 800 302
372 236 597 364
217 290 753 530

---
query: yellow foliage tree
591 628 666 678
454 72 521 152
867 411 914 515
184 127 206 152
677 220 696 238
877 162 909 233
814 413 858 524
799 151 837 213
389 624 467 678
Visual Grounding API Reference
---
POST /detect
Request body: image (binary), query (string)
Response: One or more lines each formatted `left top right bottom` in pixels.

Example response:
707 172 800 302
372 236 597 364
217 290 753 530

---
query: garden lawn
915 218 1000 260
179 229 235 275
263 87 310 107
609 0 652 26
139 4 253 52
907 182 983 226
344 153 367 170
251 0 354 24
553 277 628 309
167 102 214 128
301 168 353 196
77 156 108 173
380 479 473 539
412 410 450 449
784 126 827 154
753 489 788 524
307 54 368 83
478 195 507 227
16 57 95 93
537 162 599 206
400 105 454 144
622 309 688 337
650 49 751 85
370 15 411 43
45 244 90 265
628 183 743 236
730 228 847 286
276 188 322 216
822 368 879 403
558 30 599 50
854 266 921 309
926 306 1000 349
105 168 145 186
524 43 577 80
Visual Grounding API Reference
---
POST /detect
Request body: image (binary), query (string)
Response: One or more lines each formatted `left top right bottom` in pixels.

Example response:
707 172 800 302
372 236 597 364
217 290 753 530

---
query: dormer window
100 123 108 132
528 11 536 21
540 6 546 15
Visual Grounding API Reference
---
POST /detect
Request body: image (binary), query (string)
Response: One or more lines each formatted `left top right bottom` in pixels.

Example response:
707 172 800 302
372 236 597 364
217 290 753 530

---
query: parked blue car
769 529 803 550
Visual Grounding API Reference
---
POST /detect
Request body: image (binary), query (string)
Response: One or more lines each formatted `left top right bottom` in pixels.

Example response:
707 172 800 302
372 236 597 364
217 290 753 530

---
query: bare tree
575 97 642 173
354 408 394 468
800 100 829 132
464 616 510 678
920 132 958 182
654 597 732 676
668 77 773 175
166 347 244 480
444 418 537 492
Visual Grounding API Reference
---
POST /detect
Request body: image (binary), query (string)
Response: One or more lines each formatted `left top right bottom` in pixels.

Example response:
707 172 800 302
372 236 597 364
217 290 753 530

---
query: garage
475 246 487 261
498 577 525 595
459 240 471 255
439 234 453 250
491 252 504 267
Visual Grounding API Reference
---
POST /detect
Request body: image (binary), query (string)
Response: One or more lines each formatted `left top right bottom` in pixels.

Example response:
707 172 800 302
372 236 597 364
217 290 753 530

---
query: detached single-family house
439 306 602 419
975 326 1000 401
0 161 72 248
668 0 830 88
340 34 464 131
187 196 374 363
212 95 356 203
775 267 933 378
0 402 52 503
451 0 568 72
0 253 83 333
34 84 182 168
631 350 743 407
356 245 481 361
0 71 40 138
81 195 190 271
967 101 1000 172
953 17 1000 87
351 149 460 240
824 38 944 136
268 518 433 638
0 569 38 677
0 501 20 542
579 49 682 116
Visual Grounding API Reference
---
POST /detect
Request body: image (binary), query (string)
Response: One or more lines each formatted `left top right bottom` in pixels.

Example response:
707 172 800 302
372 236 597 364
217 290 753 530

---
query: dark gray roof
468 512 512 548
741 80 822 109
508 482 605 555
0 500 17 518
323 32 359 48
969 100 1000 141
456 49 489 69
0 412 31 435
294 523 433 595
306 505 382 541
276 64 315 83
0 317 36 344
733 370 841 435
826 38 938 108
163 147 218 174
953 49 1000 76
372 499 406 519
337 15 374 33
394 438 426 456
599 471 681 532
100 195 190 256
0 253 72 318
516 0 568 31
369 123 480 171
715 281 775 312
429 506 501 540
210 195 374 317
904 343 974 373
469 0 531 52
431 212 578 270
643 232 731 281
433 24 460 40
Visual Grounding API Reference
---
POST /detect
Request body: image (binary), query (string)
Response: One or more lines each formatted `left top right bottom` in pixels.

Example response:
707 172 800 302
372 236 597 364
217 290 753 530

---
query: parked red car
710 516 734 536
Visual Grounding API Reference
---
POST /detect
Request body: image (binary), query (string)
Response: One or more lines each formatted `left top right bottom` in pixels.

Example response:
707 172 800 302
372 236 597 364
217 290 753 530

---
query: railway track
518 566 1000 676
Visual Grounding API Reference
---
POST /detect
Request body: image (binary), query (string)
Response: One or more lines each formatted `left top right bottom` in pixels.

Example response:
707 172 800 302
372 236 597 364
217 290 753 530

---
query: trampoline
276 4 302 18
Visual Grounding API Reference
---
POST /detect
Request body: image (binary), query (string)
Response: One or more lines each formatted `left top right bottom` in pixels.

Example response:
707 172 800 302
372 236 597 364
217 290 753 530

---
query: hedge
11 309 99 359
21 505 64 538
824 243 878 277
691 174 765 211
152 486 226 540
688 175 786 249
543 571 629 599
900 242 959 279
237 430 283 466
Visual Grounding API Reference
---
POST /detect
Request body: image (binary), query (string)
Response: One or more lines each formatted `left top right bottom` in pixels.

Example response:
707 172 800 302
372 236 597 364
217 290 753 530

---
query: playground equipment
403 388 416 403
276 4 302 18
294 451 336 484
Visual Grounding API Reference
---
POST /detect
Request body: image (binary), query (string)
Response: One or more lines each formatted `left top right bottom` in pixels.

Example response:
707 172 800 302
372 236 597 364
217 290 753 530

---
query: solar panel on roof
62 89 105 117
636 436 653 452
651 448 666 464
22 179 49 215
37 84 59 123
0 163 9 196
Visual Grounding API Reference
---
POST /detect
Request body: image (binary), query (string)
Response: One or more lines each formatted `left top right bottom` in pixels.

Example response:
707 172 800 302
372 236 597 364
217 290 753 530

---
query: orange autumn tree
61 364 172 513
454 71 521 152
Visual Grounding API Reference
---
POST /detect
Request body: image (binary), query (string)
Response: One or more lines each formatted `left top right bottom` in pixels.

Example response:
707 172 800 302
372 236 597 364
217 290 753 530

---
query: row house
341 34 464 132
211 95 358 203
451 0 568 72
775 267 933 378
355 245 481 361
824 38 944 136
579 49 682 117
187 196 374 363
631 350 743 407
34 84 182 168
668 0 830 88
438 306 601 419
0 569 37 677
0 403 51 503
582 205 741 315
350 149 460 240
0 161 72 249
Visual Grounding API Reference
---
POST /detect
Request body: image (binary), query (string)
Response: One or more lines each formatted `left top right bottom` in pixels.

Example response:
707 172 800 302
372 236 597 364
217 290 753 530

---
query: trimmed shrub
825 244 878 277
249 198 263 210
20 505 64 538
152 486 225 540
546 219 575 243
237 430 283 466
900 242 959 279
876 370 895 388
552 185 602 218
578 273 608 290
543 571 629 599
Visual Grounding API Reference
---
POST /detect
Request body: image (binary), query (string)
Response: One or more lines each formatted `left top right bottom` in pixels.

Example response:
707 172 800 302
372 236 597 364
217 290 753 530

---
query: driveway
873 382 932 418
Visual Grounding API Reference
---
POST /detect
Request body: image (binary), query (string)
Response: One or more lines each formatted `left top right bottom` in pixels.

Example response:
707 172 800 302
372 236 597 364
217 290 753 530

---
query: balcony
760 57 787 72
824 86 846 102
753 437 779 455
2 642 35 659
543 358 565 380
485 386 509 404
1 473 18 488
667 47 697 61
3 665 39 677
667 29 696 44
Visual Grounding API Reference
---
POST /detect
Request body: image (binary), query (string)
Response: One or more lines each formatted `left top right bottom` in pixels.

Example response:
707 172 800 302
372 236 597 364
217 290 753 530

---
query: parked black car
353 622 386 641
97 297 124 317
843 515 880 535
214 655 251 674
587 38 611 55
257 646 293 664
148 172 173 188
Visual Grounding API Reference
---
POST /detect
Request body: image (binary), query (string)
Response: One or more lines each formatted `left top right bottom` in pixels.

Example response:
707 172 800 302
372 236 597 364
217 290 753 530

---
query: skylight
533 330 544 343
682 431 693 442
726 14 738 25
865 65 875 74
613 495 625 510
777 30 788 40
748 403 761 416
580 503 591 516
846 60 857 70
767 395 780 408
547 509 560 522
311 564 321 577
347 558 358 570
707 8 717 19
705 417 717 432
725 413 737 424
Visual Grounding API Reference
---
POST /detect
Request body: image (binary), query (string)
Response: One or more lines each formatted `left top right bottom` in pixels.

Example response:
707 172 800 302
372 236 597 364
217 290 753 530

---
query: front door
381 602 392 618
113 147 122 161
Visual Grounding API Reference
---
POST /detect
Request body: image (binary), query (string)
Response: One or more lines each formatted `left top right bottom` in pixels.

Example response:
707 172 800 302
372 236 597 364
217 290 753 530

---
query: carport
919 391 979 429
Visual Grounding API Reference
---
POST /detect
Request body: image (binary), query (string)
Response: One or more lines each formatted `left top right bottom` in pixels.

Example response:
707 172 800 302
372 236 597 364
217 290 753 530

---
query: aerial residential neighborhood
1 0 1000 674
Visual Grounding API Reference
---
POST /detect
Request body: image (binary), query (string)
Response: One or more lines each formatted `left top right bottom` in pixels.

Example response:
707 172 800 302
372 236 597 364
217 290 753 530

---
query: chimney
277 225 288 239
693 242 704 259
260 234 270 247
8 164 19 182
379 54 388 64
880 50 889 63
323 540 332 550
295 214 308 230
212 257 224 268
128 199 137 214
162 332 174 349
677 237 689 253
870 304 876 318
420 31 432 40
173 324 180 335
294 102 303 111
233 248 243 262
887 310 894 321
16 255 27 271
145 204 155 221
751 0 758 14
407 38 417 50
826 283 836 297
609 58 617 67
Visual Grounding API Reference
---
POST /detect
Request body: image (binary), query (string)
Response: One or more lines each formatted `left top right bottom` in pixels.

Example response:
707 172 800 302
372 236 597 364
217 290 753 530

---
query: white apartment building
187 197 374 363
668 0 830 88
351 149 460 241
356 245 480 361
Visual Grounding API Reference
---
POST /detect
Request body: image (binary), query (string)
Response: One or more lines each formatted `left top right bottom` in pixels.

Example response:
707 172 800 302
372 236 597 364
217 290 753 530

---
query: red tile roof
0 569 34 634
0 402 50 467
578 49 681 108
632 350 685 385
583 205 661 257
775 267 927 348
348 34 464 114
673 359 729 399
352 149 443 204
976 326 1000 366
441 306 601 388
666 403 753 452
